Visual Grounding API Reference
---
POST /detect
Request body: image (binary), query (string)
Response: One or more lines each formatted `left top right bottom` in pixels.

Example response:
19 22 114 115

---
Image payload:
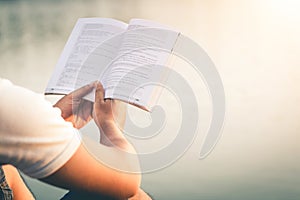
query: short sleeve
0 79 81 178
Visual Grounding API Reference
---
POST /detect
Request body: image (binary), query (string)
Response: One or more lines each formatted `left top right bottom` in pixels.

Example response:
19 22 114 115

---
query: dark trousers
60 191 120 200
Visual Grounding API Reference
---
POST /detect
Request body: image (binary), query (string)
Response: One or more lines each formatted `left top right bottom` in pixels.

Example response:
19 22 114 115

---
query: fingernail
90 81 98 86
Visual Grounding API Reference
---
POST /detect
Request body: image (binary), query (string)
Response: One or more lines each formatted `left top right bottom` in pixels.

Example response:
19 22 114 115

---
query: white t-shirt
0 79 81 178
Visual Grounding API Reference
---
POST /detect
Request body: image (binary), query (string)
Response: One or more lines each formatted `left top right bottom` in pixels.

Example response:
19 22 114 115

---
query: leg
2 165 34 200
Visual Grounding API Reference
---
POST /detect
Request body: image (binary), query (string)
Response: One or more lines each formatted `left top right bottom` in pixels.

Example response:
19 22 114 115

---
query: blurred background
1 0 300 199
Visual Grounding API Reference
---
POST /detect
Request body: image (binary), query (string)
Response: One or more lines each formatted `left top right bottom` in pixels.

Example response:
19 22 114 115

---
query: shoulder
0 78 78 139
0 79 81 178
0 78 59 133
0 78 45 102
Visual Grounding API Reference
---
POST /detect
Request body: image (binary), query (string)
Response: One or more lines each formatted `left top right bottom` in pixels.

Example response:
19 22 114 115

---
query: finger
71 82 96 99
93 82 105 126
95 82 105 103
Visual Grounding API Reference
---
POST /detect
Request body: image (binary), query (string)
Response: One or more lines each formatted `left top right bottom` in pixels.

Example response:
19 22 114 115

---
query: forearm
62 82 141 198
99 121 135 153
42 144 140 199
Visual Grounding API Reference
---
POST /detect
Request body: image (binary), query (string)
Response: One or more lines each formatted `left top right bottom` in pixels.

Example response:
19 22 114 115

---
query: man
0 79 142 199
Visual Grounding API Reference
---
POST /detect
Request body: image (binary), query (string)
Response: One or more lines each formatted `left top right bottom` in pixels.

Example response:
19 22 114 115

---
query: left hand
54 83 96 129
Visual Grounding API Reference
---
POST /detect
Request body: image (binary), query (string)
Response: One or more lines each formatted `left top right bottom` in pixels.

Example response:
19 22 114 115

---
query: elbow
119 173 141 199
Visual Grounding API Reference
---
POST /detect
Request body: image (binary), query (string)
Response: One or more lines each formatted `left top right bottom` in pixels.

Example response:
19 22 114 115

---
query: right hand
93 82 115 129
93 82 128 147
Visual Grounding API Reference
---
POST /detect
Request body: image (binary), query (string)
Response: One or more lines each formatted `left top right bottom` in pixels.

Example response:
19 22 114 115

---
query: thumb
94 82 105 104
70 82 96 99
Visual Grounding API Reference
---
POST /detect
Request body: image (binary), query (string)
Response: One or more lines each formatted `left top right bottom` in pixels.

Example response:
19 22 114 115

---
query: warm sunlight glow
271 0 300 18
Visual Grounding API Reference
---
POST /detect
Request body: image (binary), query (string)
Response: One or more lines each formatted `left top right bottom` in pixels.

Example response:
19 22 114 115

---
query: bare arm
42 144 140 199
93 83 134 152
42 82 141 199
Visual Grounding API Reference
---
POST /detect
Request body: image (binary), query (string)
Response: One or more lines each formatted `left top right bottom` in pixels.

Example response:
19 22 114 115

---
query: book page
45 18 127 94
103 19 180 111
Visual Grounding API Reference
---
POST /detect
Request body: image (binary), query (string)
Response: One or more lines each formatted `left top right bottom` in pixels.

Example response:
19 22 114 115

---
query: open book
45 18 180 111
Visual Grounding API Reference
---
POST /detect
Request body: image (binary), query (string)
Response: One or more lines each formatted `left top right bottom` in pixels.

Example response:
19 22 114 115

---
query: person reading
0 79 143 199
